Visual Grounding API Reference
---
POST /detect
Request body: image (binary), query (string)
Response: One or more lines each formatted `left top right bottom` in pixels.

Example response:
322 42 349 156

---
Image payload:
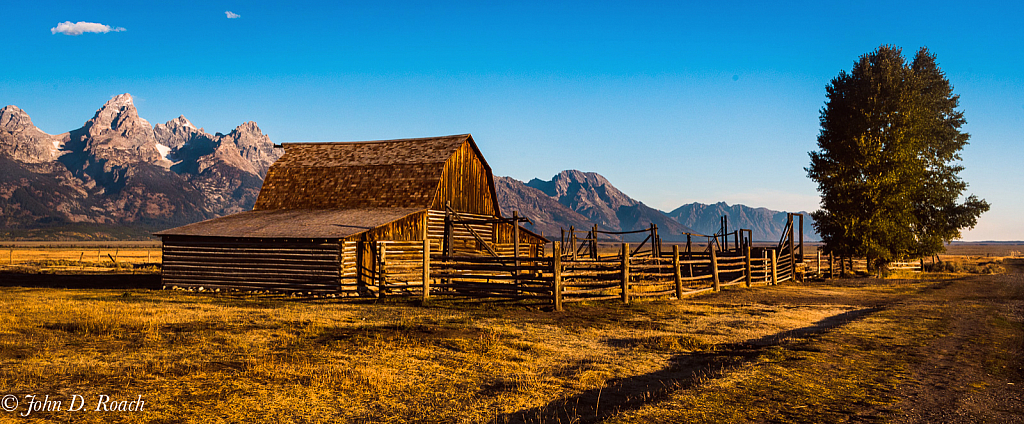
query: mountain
497 169 818 243
666 202 819 242
0 94 281 240
494 176 594 238
495 170 696 241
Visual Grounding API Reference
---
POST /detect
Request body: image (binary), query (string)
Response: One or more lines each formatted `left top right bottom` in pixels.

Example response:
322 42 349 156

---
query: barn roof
154 208 423 238
254 134 483 210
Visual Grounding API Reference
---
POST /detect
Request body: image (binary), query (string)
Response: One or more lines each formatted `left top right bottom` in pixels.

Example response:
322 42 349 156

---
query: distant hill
666 202 819 242
0 94 280 240
497 170 818 243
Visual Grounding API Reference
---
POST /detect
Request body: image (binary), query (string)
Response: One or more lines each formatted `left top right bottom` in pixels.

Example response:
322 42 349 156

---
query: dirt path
891 261 1024 423
503 263 1024 423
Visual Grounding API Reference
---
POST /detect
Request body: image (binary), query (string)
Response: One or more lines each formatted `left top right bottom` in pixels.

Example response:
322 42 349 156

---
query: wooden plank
430 273 554 282
711 248 720 292
771 249 779 285
621 243 630 304
561 294 621 303
553 241 562 312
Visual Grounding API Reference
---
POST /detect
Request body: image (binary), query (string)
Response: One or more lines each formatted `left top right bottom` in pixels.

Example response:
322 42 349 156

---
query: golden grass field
0 245 1021 423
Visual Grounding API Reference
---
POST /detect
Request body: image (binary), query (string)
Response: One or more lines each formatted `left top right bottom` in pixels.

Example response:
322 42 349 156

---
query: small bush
926 260 1004 274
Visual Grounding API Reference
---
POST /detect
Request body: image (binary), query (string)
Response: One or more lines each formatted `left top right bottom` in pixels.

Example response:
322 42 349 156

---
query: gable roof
254 134 476 210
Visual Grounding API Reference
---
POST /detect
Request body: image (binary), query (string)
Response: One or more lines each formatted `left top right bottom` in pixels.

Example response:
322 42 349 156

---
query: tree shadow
496 307 883 424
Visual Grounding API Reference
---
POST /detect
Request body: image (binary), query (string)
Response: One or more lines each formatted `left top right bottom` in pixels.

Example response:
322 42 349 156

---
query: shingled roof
253 134 475 210
155 208 423 238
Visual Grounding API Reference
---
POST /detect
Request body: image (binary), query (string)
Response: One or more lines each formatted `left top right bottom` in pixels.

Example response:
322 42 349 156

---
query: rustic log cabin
156 134 546 295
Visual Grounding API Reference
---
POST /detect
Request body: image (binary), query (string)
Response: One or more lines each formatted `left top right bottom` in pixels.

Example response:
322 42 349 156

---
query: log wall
161 237 344 293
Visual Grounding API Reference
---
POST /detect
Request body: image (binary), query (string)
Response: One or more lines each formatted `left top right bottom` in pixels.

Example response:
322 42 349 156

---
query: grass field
0 257 1021 423
0 244 161 274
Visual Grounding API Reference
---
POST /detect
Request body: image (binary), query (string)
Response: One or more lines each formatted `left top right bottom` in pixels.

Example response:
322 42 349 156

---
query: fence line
1 247 162 271
365 238 791 311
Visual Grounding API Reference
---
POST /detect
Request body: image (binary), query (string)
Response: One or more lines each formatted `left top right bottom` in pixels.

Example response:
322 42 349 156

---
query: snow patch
155 142 181 166
155 143 171 159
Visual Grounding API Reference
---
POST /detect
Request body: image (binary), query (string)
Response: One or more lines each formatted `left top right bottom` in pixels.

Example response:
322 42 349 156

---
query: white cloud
225 11 241 19
50 21 126 36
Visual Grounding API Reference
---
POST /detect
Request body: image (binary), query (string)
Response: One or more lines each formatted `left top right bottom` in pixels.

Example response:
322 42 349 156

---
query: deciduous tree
807 45 988 268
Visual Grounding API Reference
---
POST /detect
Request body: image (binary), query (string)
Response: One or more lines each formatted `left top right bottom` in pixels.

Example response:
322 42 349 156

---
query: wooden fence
1 246 161 272
801 250 924 277
367 239 790 311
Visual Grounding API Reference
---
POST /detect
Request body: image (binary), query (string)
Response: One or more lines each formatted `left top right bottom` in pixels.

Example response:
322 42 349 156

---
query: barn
156 134 547 296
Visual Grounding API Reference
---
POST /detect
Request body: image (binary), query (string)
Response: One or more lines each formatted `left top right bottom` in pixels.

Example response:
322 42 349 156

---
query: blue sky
2 1 1022 240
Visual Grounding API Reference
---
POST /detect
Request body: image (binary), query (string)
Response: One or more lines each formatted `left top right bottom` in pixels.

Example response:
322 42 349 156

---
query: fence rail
363 239 793 311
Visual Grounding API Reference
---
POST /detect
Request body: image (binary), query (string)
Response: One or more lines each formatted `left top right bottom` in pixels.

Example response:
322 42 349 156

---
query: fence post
788 218 796 281
711 247 720 292
621 243 630 304
829 253 834 279
8 248 12 266
553 241 563 311
422 239 431 302
513 211 521 294
673 245 682 299
816 250 821 278
378 242 386 299
770 249 778 285
744 245 752 288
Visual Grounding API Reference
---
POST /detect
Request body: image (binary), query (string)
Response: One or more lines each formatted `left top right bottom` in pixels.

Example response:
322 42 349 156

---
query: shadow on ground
498 307 883 424
0 272 162 290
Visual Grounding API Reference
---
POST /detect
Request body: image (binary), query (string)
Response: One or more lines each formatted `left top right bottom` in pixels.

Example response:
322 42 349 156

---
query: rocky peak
85 93 154 139
219 121 281 178
0 105 60 163
155 115 205 150
169 115 195 129
526 170 661 231
1 105 35 132
63 94 160 168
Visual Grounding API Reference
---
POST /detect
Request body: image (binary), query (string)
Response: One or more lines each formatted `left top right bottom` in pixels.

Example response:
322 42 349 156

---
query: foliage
807 45 989 265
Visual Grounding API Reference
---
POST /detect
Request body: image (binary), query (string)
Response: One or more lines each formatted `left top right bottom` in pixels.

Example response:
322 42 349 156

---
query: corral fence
366 214 806 311
367 238 791 311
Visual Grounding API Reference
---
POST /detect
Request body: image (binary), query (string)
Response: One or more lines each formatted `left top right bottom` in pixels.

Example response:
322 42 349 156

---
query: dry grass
0 247 161 274
0 247 1020 422
0 282 898 423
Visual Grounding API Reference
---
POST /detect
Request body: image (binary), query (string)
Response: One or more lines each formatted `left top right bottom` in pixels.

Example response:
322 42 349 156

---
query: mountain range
0 94 816 241
0 94 279 239
500 171 818 242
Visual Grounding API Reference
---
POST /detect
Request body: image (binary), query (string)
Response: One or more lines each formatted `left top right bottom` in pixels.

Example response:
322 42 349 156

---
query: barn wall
161 237 350 293
361 211 427 242
431 141 498 216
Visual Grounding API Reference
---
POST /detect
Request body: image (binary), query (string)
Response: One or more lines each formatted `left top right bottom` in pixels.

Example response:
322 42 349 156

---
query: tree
807 45 989 268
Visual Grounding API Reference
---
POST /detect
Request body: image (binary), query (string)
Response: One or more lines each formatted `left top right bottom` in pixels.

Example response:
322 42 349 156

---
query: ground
0 258 1020 423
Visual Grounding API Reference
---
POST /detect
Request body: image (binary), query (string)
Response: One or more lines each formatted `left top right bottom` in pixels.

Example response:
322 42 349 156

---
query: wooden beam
422 239 430 302
673 244 682 299
770 249 778 285
553 241 562 312
621 243 630 304
744 245 752 288
711 247 720 292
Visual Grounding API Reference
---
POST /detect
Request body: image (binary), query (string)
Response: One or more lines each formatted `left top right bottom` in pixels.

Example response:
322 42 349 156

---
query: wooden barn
156 134 547 296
